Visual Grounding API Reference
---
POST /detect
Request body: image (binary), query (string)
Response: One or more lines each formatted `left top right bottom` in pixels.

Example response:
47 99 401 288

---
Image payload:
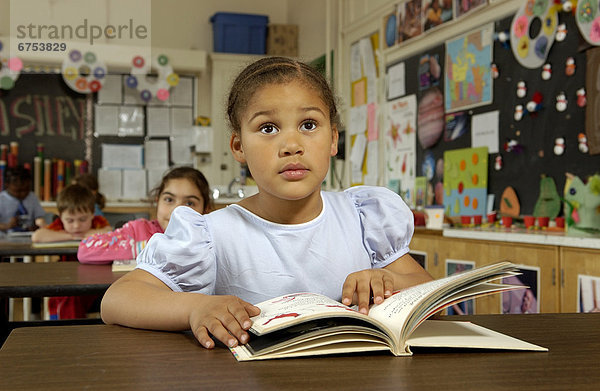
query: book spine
43 158 51 201
52 159 58 199
8 141 18 168
0 144 7 162
33 157 41 198
65 161 72 186
74 159 81 176
80 160 88 175
56 159 65 194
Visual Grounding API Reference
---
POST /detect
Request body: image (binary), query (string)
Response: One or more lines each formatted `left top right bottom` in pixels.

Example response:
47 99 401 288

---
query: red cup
487 213 497 223
555 217 565 228
461 215 471 225
501 216 513 228
537 216 549 228
473 215 482 225
523 215 535 228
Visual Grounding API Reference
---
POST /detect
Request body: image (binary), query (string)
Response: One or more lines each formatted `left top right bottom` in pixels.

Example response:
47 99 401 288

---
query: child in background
101 57 432 350
78 166 212 264
32 184 111 319
0 166 47 232
72 173 106 216
32 184 111 243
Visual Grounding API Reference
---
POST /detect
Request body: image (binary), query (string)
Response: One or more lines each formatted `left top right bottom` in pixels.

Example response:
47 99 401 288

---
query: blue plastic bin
210 12 269 54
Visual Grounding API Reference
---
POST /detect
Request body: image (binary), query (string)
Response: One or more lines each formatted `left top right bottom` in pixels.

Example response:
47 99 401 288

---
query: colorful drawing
443 146 488 217
444 25 493 112
384 95 417 206
454 0 487 18
510 0 558 68
263 313 301 325
502 266 540 314
563 173 600 236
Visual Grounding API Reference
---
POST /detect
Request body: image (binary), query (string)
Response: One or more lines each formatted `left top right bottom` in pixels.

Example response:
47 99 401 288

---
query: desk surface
1 313 598 390
0 238 79 257
0 262 126 297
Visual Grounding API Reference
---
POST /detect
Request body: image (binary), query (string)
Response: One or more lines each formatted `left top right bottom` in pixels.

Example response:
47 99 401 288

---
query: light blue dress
136 186 414 304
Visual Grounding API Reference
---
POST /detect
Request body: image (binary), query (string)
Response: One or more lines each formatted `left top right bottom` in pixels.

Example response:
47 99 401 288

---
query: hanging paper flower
62 49 106 94
0 40 23 90
125 54 180 103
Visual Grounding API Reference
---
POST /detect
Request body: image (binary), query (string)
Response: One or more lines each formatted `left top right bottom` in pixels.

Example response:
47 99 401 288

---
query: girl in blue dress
101 56 432 349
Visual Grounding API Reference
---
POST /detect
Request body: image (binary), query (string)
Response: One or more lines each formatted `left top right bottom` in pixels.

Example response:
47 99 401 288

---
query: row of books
32 157 90 201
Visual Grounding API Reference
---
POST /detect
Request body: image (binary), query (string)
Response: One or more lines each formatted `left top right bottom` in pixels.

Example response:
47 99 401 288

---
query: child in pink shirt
78 167 212 264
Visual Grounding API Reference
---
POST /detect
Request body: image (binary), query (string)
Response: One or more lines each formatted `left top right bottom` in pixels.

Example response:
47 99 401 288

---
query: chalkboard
391 13 600 215
0 73 91 168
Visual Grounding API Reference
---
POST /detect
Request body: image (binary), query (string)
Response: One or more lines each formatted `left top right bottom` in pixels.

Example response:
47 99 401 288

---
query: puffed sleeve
136 206 216 294
346 186 414 268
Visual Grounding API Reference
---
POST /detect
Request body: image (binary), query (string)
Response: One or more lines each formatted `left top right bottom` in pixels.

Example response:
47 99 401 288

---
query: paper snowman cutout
555 92 567 112
514 104 524 121
565 57 575 76
554 137 565 155
556 23 567 42
494 155 503 171
577 88 587 107
516 81 527 98
578 133 589 153
542 63 552 80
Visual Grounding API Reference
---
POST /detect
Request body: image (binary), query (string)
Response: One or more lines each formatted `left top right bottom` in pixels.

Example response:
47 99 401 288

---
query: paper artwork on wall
384 94 417 206
578 274 600 313
125 54 179 103
62 49 106 94
575 0 600 46
417 87 444 149
502 265 540 314
510 0 558 68
443 146 488 217
0 40 22 90
444 24 493 112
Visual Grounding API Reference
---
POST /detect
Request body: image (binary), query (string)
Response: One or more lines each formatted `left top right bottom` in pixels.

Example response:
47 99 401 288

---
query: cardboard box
267 24 298 57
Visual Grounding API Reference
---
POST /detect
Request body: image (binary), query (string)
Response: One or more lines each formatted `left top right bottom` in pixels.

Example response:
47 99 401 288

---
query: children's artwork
502 265 539 314
499 186 520 217
563 173 600 236
384 95 417 205
0 40 22 90
399 0 423 42
125 54 180 103
415 176 427 209
62 49 106 94
444 24 493 112
533 176 561 219
423 0 453 32
351 78 367 107
454 0 487 18
422 150 435 181
578 274 600 313
443 146 488 217
510 0 558 68
417 87 444 149
418 54 441 91
575 0 600 46
444 111 470 141
446 259 475 315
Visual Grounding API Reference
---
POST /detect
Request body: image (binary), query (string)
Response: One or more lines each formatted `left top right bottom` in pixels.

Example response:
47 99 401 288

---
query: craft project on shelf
533 176 561 219
443 147 488 217
125 54 180 102
510 0 558 69
62 49 106 93
500 186 520 217
0 40 22 90
563 173 600 236
575 0 600 45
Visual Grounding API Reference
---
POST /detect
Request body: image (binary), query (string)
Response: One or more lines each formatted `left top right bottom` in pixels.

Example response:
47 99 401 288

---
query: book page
250 293 366 335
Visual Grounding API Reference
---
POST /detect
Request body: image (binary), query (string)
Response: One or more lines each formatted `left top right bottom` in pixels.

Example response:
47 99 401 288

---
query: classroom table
1 313 598 390
0 261 127 345
0 237 79 257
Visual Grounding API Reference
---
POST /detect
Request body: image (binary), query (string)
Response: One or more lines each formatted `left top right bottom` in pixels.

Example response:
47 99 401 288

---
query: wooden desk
1 313 598 390
0 262 126 344
0 238 78 257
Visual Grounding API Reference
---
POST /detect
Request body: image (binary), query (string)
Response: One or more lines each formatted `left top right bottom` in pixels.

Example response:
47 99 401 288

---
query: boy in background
0 166 47 232
32 184 111 243
32 184 112 319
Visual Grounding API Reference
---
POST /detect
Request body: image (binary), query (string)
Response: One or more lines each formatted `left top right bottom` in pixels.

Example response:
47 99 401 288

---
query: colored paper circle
75 78 88 90
472 198 479 210
472 153 479 165
78 64 91 77
534 36 548 59
84 52 96 64
89 80 102 92
63 67 77 80
126 75 138 88
158 55 169 66
140 90 152 101
7 57 23 71
591 17 600 42
514 15 528 38
472 173 479 185
93 67 105 79
69 50 82 62
133 56 145 68
0 76 14 89
156 88 169 101
166 73 180 86
517 36 529 58
463 195 470 207
459 160 466 171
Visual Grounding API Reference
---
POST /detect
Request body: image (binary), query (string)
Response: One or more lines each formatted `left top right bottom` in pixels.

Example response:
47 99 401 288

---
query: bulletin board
388 13 600 215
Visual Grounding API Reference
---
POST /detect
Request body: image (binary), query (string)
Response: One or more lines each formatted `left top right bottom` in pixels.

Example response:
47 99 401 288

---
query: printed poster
384 95 417 206
444 24 493 112
502 265 540 314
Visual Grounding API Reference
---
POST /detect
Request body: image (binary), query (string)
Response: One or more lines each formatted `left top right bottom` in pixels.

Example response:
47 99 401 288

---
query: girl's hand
189 295 261 349
341 269 396 315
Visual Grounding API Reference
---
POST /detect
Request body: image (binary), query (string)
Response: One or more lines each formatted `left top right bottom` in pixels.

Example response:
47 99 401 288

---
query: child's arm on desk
32 227 78 242
101 269 260 349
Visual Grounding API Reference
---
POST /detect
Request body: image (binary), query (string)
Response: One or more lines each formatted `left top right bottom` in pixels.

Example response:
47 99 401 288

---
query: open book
231 262 547 361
